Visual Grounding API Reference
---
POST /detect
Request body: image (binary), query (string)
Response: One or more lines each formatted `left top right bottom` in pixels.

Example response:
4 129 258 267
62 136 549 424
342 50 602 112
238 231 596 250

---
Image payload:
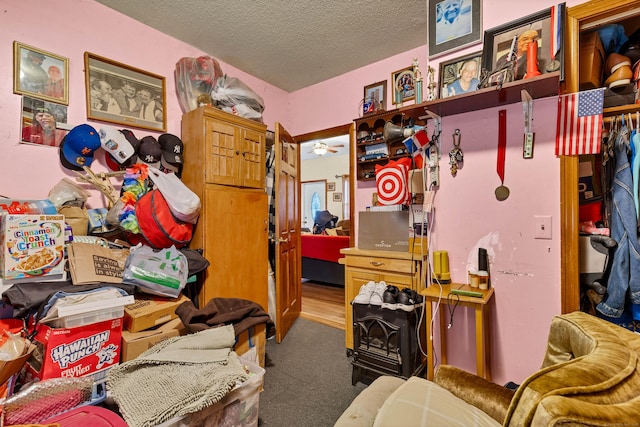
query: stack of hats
59 126 185 179
603 52 633 89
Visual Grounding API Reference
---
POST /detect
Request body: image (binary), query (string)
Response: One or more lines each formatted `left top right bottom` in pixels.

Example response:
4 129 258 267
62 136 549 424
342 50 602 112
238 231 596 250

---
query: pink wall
290 0 583 384
1 0 584 385
0 0 289 206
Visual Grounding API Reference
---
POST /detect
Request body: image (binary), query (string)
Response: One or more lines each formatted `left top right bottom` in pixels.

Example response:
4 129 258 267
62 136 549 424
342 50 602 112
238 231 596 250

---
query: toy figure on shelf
413 57 423 103
426 66 437 101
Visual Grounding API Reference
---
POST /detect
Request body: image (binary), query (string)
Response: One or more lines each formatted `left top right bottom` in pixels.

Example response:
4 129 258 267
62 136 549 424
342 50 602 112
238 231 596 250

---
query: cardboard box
123 294 190 333
235 323 266 368
0 214 66 282
579 31 605 90
358 211 409 252
120 318 187 362
23 317 123 382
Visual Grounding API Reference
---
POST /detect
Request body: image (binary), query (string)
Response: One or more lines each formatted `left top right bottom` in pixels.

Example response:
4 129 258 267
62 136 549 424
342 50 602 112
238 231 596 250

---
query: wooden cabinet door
205 119 238 186
200 185 268 311
240 128 266 189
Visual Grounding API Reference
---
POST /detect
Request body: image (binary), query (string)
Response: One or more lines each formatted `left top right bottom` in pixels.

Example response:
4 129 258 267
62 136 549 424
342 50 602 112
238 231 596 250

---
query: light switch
534 215 552 240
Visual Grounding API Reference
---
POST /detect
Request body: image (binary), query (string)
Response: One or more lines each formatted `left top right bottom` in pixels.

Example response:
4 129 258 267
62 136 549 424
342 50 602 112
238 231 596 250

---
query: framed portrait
13 42 69 105
363 80 387 114
333 193 343 202
428 0 483 59
20 96 69 148
84 52 167 132
392 67 416 105
481 6 564 82
438 51 483 98
327 182 336 191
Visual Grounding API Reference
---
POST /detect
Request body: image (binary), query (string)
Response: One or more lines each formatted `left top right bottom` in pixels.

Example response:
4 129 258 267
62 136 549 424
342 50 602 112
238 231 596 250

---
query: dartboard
375 159 410 205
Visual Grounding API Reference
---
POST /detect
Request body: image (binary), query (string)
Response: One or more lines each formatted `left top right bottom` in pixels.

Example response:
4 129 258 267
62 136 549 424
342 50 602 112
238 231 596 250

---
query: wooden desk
420 284 494 381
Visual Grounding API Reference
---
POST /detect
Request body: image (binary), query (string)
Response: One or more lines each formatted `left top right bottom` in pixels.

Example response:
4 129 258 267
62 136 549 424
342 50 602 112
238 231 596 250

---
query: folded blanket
107 325 249 427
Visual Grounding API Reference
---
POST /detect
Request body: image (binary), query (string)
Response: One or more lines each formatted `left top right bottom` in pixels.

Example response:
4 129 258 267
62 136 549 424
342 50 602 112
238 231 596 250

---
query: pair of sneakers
381 286 423 311
353 281 387 305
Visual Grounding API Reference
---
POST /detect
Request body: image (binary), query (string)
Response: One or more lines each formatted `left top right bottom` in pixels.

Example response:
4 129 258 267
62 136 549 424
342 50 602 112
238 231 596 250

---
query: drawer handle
370 261 384 267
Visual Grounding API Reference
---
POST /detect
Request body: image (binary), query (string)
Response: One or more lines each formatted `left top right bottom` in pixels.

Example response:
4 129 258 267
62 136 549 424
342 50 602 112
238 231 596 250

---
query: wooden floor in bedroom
300 280 344 330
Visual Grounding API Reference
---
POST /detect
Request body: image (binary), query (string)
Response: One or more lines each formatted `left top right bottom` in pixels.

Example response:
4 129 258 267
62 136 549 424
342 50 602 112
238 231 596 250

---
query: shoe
381 285 399 310
353 281 376 304
397 288 421 311
604 64 633 89
369 281 387 306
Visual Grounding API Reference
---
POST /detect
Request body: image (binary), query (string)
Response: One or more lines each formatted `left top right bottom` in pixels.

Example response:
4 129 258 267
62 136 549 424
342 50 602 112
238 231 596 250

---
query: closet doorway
295 123 354 330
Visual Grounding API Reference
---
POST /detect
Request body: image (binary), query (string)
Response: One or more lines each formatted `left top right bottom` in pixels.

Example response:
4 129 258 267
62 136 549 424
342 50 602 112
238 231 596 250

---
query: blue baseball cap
59 124 101 171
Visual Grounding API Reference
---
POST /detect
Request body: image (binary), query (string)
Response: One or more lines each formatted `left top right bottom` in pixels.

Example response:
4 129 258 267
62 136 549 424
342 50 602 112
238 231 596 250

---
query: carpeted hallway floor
258 317 367 426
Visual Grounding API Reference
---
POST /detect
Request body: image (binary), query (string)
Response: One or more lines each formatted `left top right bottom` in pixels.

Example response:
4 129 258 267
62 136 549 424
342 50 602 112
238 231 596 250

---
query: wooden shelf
407 71 560 117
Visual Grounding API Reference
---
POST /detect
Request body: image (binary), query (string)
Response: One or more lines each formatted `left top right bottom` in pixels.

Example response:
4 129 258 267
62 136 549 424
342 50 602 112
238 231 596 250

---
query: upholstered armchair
335 311 640 426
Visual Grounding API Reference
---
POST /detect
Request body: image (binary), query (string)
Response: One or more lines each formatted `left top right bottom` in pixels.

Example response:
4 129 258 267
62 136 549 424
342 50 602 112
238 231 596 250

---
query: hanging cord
446 292 460 328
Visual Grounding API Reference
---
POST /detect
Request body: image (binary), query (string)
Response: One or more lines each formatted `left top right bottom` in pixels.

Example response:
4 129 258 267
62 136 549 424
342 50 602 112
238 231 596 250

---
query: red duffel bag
135 189 193 249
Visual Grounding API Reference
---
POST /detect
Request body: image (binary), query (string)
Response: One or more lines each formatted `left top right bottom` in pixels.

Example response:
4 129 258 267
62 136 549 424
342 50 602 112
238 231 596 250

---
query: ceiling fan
310 141 344 155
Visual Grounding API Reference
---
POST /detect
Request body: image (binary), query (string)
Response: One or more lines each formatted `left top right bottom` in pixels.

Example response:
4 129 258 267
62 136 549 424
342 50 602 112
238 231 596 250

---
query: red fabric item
136 190 193 249
300 234 350 263
375 158 411 205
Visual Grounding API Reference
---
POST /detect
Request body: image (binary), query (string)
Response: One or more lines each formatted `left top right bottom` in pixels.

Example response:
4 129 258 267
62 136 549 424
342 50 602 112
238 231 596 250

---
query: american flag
555 88 605 156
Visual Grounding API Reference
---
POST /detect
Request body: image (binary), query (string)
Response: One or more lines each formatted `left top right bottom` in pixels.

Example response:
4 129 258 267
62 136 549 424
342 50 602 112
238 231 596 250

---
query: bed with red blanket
300 234 350 286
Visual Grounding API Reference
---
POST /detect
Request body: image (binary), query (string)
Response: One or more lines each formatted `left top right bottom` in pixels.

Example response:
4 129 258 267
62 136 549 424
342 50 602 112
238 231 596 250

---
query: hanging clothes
597 123 640 319
265 145 276 271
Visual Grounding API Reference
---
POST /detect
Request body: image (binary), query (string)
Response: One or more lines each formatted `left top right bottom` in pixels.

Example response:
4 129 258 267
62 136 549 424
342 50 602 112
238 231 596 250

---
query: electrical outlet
534 215 552 239
523 132 534 159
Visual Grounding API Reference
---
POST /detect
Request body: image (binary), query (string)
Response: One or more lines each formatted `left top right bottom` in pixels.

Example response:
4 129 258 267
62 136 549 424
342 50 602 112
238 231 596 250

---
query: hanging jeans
597 125 640 318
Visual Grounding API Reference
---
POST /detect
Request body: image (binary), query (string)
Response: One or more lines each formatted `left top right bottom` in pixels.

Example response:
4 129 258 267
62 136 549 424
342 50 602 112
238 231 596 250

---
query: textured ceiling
95 0 428 92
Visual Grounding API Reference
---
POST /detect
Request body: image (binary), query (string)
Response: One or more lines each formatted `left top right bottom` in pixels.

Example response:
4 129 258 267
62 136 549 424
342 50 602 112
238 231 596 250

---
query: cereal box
23 317 122 382
0 214 65 281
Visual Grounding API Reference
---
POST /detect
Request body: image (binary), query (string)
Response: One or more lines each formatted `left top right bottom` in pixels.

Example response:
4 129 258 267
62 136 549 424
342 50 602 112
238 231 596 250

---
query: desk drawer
345 256 413 274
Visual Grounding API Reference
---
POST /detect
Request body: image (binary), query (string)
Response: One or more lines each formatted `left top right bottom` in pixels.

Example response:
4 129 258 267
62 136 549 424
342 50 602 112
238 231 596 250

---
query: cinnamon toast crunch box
23 317 122 382
0 214 65 281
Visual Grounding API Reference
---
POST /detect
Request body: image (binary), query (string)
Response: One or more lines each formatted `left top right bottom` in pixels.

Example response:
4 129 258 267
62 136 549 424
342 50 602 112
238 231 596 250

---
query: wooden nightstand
420 283 495 381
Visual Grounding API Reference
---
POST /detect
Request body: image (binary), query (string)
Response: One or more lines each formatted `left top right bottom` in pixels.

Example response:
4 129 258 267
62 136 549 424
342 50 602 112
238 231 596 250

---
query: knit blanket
107 325 249 427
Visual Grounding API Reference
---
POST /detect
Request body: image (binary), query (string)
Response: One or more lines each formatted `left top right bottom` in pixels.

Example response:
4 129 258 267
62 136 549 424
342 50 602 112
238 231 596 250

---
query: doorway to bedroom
296 124 353 330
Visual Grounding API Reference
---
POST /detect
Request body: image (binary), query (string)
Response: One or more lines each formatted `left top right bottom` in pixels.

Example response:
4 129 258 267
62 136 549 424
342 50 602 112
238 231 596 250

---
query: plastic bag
211 75 265 122
147 166 200 224
175 56 223 114
122 245 188 298
47 178 91 208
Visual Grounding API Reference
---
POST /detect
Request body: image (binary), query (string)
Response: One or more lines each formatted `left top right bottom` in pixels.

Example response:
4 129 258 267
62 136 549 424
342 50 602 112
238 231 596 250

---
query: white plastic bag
122 245 188 298
211 75 265 122
147 166 201 224
174 56 223 114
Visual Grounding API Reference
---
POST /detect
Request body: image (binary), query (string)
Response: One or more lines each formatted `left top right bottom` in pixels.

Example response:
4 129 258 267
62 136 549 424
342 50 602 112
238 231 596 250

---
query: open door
274 122 301 342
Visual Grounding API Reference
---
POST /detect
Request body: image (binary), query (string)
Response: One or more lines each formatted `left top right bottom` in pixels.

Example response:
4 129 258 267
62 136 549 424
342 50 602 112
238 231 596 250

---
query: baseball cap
158 133 184 175
99 126 136 171
59 124 101 171
137 136 162 169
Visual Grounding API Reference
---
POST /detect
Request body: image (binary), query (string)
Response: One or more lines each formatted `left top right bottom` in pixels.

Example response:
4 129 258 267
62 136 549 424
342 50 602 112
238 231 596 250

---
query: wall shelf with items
354 72 560 181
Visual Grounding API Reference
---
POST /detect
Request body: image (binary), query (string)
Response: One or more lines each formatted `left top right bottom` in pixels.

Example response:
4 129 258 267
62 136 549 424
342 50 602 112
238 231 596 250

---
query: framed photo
333 192 343 202
84 52 167 132
363 80 387 114
327 182 336 191
481 7 563 82
428 0 483 59
438 51 483 98
392 67 415 105
20 96 69 148
13 42 69 105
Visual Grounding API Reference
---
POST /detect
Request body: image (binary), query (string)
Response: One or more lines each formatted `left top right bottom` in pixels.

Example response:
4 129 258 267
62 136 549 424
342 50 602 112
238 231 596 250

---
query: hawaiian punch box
0 214 65 281
23 317 122 382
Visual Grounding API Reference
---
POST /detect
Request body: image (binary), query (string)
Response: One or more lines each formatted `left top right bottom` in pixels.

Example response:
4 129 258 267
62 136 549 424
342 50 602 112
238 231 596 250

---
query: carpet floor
258 318 367 426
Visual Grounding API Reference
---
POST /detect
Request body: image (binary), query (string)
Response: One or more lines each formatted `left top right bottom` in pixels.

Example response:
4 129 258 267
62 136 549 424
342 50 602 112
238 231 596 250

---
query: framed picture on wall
363 80 387 114
13 42 69 105
392 67 415 105
438 51 482 98
84 52 167 132
333 193 343 202
327 182 336 191
428 0 483 58
481 6 563 82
